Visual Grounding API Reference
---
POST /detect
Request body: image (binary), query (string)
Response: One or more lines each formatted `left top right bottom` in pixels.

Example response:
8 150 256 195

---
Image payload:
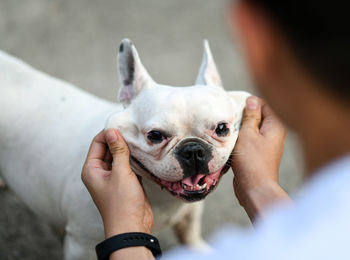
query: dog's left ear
117 39 154 107
195 40 223 88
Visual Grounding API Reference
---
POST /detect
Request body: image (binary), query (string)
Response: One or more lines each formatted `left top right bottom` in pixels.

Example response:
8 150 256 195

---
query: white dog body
0 40 249 259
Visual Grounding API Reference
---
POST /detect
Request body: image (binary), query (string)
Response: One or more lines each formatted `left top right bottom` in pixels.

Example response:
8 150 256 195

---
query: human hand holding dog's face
232 96 291 222
81 129 154 239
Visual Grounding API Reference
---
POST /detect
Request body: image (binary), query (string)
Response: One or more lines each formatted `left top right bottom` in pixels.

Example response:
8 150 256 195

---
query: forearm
236 181 292 223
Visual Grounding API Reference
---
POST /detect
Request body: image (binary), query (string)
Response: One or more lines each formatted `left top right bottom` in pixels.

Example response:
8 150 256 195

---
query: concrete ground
0 0 304 259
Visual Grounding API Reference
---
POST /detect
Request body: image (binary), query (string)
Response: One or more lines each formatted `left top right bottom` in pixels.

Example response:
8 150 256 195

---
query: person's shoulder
217 154 350 259
295 154 350 210
248 154 350 259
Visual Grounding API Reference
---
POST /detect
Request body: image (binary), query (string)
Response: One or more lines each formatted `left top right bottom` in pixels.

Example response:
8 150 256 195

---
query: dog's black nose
176 141 212 177
179 143 206 163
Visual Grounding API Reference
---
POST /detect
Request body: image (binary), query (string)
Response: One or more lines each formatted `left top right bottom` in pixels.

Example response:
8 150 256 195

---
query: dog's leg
63 232 96 260
173 201 210 251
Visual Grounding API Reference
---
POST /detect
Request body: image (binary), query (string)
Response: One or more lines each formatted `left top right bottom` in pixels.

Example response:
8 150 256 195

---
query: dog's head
106 39 250 202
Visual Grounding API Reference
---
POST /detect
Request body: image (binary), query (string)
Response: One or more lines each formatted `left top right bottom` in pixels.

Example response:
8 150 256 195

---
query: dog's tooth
202 183 207 189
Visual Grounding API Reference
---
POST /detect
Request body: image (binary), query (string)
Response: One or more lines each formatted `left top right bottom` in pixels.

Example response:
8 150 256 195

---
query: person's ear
229 2 278 83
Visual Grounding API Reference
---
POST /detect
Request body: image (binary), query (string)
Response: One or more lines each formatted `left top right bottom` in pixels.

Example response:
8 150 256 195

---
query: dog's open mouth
131 156 231 202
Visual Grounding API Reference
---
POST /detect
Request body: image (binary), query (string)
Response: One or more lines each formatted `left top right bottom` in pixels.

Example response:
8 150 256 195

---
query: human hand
81 129 154 238
232 96 290 221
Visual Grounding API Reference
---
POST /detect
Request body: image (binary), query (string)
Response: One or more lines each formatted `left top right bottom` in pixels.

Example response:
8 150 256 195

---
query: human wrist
109 246 154 260
235 179 291 222
103 217 151 239
97 233 160 260
235 178 277 201
104 222 150 239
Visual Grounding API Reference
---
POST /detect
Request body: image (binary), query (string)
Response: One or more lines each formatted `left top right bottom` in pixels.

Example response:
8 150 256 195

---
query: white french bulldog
0 39 249 259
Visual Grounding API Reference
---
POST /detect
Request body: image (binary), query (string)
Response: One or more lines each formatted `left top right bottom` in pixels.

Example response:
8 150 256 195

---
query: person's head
229 0 350 170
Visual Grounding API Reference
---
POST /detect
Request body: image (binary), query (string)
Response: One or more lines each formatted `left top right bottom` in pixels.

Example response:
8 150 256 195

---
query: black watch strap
95 232 162 260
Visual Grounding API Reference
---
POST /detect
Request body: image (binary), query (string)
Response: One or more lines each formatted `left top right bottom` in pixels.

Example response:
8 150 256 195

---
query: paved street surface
0 0 303 259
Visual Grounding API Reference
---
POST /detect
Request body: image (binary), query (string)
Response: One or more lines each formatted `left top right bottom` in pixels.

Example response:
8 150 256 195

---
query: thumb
241 96 262 131
105 129 132 176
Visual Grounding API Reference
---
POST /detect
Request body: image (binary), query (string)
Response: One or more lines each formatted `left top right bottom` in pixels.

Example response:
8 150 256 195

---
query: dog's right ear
117 39 154 107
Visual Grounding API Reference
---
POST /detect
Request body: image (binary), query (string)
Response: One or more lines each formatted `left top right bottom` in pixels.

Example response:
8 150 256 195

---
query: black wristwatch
95 232 162 260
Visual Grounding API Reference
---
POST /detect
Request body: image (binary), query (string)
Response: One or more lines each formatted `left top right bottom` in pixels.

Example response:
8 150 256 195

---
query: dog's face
106 39 250 202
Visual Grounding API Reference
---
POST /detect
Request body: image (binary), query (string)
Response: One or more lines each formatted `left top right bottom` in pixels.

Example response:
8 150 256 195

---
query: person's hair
244 0 349 100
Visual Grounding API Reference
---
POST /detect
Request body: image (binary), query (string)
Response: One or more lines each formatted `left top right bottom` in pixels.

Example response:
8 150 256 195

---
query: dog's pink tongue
182 174 206 186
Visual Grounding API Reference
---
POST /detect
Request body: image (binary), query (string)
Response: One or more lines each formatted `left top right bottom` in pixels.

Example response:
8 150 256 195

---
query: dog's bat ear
117 39 154 107
195 40 223 88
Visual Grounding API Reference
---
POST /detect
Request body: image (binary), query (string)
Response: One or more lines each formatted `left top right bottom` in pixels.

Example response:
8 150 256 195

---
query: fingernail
247 96 258 110
106 129 118 143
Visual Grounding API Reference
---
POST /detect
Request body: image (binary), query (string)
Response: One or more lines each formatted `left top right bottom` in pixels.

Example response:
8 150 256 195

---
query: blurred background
0 0 303 259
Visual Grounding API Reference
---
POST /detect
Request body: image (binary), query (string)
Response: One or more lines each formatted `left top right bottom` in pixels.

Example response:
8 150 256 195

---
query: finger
260 102 286 138
81 165 109 190
241 96 262 131
86 130 108 161
102 148 113 171
103 148 113 165
105 129 133 179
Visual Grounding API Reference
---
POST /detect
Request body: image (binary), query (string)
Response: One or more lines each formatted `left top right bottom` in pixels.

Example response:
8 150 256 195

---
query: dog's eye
215 123 229 137
147 130 165 144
